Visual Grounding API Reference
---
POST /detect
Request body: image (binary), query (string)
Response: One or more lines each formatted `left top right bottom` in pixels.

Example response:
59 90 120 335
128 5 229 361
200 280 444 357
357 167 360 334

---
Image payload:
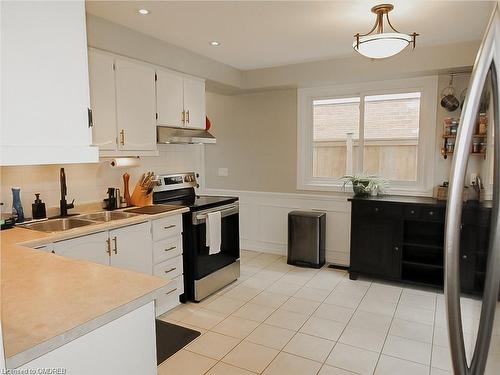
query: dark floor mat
156 319 201 365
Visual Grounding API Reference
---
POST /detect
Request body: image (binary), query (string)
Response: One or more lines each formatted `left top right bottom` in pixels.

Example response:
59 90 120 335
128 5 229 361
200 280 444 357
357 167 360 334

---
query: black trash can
287 211 326 268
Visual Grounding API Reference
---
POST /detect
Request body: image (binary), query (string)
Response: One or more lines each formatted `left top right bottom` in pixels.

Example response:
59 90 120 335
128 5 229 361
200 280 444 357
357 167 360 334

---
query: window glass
363 92 421 181
313 97 360 178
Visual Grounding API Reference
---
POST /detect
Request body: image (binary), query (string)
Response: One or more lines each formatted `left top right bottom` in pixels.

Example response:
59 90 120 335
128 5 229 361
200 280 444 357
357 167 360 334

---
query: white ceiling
86 1 495 70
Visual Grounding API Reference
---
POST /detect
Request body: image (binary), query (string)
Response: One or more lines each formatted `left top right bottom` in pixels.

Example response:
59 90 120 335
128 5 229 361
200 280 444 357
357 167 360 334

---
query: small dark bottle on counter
105 187 116 210
32 193 47 220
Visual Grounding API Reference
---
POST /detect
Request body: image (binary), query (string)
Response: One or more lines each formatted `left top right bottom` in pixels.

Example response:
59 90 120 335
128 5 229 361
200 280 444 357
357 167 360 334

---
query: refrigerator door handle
444 5 500 375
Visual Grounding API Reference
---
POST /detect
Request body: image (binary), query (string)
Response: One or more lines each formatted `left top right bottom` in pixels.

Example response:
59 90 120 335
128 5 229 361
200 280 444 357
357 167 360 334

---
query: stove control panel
154 172 198 192
164 176 184 185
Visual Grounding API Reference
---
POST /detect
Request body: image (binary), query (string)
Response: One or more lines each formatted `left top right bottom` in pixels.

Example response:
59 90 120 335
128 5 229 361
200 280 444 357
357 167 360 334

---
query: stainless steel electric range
152 172 240 302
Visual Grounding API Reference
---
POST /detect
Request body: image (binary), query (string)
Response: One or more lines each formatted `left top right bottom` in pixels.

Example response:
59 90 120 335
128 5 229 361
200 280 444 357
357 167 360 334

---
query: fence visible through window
312 92 421 181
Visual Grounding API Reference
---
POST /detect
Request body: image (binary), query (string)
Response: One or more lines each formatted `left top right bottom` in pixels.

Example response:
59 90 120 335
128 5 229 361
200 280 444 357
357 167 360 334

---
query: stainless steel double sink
20 211 139 233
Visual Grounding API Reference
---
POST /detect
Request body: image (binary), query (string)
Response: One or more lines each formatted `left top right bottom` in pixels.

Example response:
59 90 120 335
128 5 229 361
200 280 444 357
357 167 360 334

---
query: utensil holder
130 181 152 207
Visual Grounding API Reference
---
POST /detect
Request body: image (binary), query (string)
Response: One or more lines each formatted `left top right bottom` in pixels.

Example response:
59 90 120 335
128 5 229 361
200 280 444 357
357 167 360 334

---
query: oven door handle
193 203 239 225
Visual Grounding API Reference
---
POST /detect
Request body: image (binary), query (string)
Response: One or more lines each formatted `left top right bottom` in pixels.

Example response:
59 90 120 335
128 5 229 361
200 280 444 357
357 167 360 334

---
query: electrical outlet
218 168 229 177
470 173 478 185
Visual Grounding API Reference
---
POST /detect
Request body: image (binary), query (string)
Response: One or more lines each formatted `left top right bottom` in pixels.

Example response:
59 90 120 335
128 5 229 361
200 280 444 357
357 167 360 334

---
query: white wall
205 71 493 266
243 41 480 90
205 90 297 193
0 144 204 217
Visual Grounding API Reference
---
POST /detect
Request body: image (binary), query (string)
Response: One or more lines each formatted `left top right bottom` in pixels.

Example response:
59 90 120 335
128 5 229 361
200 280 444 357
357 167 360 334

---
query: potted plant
341 175 388 197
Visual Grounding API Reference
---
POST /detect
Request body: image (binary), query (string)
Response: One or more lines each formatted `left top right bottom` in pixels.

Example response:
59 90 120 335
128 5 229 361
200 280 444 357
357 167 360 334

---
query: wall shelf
441 115 488 159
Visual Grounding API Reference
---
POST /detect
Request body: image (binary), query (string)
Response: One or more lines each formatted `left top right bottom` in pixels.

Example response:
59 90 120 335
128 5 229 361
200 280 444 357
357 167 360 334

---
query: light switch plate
218 167 229 177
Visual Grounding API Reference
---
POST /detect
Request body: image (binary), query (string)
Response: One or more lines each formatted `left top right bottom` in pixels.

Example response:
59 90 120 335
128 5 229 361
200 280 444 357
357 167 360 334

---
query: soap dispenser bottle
11 187 25 223
32 193 47 220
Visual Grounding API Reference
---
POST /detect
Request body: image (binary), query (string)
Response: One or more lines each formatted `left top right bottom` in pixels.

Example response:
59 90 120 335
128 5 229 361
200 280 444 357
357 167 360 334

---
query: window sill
298 181 433 197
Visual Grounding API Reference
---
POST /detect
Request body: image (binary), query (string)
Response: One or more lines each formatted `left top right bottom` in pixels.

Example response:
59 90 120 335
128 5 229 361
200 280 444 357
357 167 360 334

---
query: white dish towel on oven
206 211 222 255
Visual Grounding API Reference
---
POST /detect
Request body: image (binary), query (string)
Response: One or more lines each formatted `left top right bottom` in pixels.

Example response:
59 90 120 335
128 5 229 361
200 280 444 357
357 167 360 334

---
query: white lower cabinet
52 223 152 274
15 301 157 375
151 216 184 316
51 215 184 316
155 275 184 316
53 231 109 265
109 223 153 274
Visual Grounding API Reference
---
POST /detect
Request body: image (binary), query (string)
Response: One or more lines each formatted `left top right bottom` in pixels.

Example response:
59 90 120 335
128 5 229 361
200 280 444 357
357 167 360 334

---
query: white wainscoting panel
204 189 352 266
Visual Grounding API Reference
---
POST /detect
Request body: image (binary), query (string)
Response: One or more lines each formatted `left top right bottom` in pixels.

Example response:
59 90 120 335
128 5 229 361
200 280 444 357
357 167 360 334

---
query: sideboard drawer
420 206 445 222
403 205 420 219
352 201 402 218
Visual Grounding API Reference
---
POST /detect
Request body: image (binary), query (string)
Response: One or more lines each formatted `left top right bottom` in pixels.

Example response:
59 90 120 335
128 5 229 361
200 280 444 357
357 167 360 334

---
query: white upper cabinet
115 59 157 152
87 49 207 155
156 69 184 128
0 0 98 165
183 77 206 129
156 71 206 130
88 50 117 151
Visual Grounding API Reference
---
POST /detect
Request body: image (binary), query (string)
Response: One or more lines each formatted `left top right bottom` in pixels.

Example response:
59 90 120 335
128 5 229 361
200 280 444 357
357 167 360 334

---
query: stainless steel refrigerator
445 5 500 374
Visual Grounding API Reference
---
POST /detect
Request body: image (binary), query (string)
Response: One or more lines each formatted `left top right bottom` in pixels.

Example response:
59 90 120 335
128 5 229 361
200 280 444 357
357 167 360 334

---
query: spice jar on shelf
480 142 487 153
472 140 481 153
450 120 459 135
479 113 488 135
446 139 455 153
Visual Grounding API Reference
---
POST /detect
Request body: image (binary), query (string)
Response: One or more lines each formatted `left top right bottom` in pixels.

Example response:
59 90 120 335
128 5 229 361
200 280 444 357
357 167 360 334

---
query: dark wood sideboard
348 196 492 295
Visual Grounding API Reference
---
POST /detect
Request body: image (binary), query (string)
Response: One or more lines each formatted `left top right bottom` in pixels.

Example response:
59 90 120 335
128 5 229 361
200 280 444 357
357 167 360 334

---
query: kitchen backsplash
0 144 204 217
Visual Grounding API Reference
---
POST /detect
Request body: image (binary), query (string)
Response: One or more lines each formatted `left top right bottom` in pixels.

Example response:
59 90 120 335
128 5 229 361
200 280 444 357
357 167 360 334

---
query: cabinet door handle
429 211 435 216
186 110 190 124
462 254 468 260
374 207 379 212
106 238 111 255
164 267 176 274
410 209 415 214
164 224 176 230
87 108 93 128
112 236 118 254
119 129 125 145
181 110 185 124
164 246 176 252
394 246 399 251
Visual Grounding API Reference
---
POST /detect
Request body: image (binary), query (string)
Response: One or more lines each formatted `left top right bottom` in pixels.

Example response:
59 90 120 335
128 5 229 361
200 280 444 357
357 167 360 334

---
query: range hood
157 126 216 144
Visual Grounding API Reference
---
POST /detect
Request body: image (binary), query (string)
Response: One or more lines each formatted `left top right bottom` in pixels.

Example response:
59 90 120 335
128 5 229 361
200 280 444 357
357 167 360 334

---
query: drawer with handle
154 256 183 280
420 206 445 222
155 277 182 316
152 215 182 241
153 236 182 264
352 201 402 218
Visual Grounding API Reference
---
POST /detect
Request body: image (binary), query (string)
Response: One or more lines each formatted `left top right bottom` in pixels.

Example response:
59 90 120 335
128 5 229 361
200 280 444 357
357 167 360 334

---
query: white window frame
297 76 438 196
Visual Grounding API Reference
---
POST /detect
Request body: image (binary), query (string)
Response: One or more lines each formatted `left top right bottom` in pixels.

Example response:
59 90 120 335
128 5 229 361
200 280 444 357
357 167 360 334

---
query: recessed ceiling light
210 41 221 47
138 9 150 15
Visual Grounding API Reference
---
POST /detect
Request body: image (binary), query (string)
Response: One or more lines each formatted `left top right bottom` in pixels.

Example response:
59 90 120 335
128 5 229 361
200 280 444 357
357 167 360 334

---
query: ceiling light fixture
353 4 418 59
210 41 221 47
138 9 150 15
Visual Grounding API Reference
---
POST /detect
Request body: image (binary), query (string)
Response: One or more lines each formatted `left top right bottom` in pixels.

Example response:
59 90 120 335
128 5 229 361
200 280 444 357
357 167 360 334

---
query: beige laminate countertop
1 206 189 368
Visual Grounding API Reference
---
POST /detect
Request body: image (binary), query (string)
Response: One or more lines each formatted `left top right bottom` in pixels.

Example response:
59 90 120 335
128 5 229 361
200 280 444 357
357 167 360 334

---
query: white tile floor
158 250 500 375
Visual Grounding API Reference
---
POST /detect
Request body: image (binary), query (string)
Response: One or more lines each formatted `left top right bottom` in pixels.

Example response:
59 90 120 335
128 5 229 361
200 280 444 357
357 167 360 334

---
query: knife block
130 181 153 207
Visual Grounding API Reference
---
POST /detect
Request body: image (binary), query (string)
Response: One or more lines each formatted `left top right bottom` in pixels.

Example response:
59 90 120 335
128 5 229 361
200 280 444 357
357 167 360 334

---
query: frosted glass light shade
353 32 412 59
